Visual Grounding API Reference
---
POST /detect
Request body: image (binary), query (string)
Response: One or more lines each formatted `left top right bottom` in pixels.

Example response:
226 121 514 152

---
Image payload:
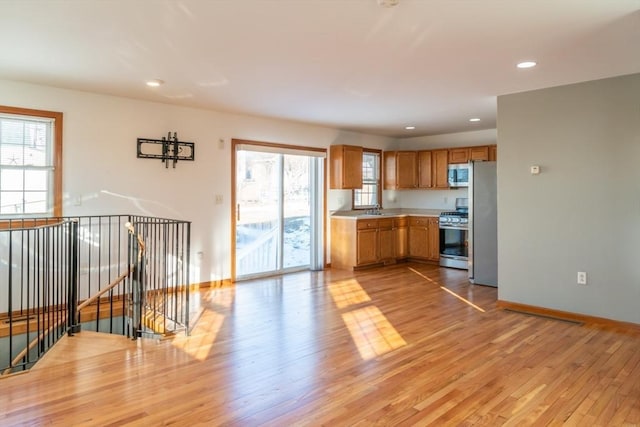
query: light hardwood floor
0 263 638 426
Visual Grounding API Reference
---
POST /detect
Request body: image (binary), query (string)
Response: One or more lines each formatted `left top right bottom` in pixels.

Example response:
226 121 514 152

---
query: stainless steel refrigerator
468 160 497 287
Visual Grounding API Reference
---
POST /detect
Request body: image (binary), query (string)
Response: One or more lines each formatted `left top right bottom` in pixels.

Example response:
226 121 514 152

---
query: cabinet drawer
357 219 379 230
409 217 431 226
394 217 408 227
378 218 393 229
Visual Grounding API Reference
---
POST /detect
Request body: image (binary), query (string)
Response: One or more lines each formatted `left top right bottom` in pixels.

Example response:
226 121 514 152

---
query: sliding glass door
234 143 324 280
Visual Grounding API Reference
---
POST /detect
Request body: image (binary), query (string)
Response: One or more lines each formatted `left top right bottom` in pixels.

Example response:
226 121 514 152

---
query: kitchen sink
358 211 387 216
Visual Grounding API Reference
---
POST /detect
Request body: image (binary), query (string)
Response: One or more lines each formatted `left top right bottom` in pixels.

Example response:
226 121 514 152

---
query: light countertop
330 208 443 220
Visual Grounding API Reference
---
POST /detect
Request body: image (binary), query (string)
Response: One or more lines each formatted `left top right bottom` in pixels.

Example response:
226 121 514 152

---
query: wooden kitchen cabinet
330 217 384 269
384 151 417 189
357 227 378 265
378 219 395 262
432 150 449 188
427 217 440 261
331 215 438 269
469 146 490 161
418 149 449 189
489 144 497 161
394 217 408 259
330 145 363 189
448 148 469 164
408 217 430 259
417 151 433 188
450 145 497 163
409 216 439 262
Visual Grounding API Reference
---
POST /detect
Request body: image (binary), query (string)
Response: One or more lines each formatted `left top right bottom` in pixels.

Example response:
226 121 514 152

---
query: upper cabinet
362 144 496 193
418 150 449 189
489 145 497 161
449 145 496 163
448 148 469 164
330 145 363 189
384 151 417 189
470 146 490 161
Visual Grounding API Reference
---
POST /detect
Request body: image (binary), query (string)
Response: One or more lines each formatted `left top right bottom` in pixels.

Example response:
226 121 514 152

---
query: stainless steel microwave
448 164 469 187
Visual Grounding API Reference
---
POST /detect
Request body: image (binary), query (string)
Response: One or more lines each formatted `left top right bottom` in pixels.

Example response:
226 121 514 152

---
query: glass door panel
282 154 311 269
234 145 322 280
235 151 281 277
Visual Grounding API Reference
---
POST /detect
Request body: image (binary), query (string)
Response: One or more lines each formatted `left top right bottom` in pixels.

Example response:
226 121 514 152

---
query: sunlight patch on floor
408 267 486 313
342 306 407 360
328 278 371 309
205 287 235 308
172 308 225 361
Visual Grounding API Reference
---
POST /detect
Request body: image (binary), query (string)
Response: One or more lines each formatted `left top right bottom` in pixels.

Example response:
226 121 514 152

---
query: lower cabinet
427 217 440 261
378 219 395 262
408 218 429 259
394 218 408 259
331 215 438 270
409 216 440 262
357 227 378 265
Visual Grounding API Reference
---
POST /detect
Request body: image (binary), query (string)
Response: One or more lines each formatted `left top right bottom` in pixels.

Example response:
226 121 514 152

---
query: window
0 106 62 217
353 149 381 209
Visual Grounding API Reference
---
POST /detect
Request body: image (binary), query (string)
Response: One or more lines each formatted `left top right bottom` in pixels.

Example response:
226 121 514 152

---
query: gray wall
497 73 640 324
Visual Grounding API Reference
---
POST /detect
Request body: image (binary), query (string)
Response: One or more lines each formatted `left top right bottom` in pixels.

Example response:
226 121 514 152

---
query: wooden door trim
231 139 328 282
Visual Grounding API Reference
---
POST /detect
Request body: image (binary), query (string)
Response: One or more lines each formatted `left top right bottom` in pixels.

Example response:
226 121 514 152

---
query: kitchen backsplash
395 187 468 210
328 187 468 212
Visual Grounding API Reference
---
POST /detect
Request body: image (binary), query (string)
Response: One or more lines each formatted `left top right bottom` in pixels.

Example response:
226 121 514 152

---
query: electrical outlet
577 271 587 285
218 138 225 149
215 194 223 204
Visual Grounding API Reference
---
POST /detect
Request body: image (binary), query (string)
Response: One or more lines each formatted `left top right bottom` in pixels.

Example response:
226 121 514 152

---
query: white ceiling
1 0 639 138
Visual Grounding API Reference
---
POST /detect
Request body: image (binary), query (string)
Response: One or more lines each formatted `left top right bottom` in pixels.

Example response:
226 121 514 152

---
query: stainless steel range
439 198 469 270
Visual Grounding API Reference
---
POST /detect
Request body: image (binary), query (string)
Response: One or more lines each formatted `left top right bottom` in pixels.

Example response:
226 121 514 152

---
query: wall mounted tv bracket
137 132 195 168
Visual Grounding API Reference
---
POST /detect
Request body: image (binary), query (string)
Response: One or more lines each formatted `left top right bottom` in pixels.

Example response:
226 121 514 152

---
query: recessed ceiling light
405 126 415 130
517 61 537 69
146 79 164 87
378 0 400 7
469 118 481 122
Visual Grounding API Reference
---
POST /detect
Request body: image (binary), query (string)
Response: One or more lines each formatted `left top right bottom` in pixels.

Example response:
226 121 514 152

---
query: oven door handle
439 225 469 231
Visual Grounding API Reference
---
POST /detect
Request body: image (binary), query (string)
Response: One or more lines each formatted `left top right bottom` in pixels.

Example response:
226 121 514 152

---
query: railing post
126 219 145 340
133 242 145 339
68 220 81 335
185 221 191 334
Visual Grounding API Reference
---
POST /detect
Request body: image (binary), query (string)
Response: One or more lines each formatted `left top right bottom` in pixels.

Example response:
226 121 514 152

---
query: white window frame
0 106 63 218
353 149 381 210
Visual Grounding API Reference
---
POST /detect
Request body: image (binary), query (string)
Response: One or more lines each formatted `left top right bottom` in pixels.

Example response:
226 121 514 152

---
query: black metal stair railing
0 214 191 375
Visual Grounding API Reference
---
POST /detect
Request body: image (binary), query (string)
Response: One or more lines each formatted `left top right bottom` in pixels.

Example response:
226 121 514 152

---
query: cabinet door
383 151 398 189
432 150 449 188
395 226 408 259
357 228 378 265
449 148 469 164
378 226 395 261
427 217 440 261
469 146 489 161
330 145 362 189
408 217 430 259
397 151 417 188
489 145 497 161
343 145 363 188
418 151 433 188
